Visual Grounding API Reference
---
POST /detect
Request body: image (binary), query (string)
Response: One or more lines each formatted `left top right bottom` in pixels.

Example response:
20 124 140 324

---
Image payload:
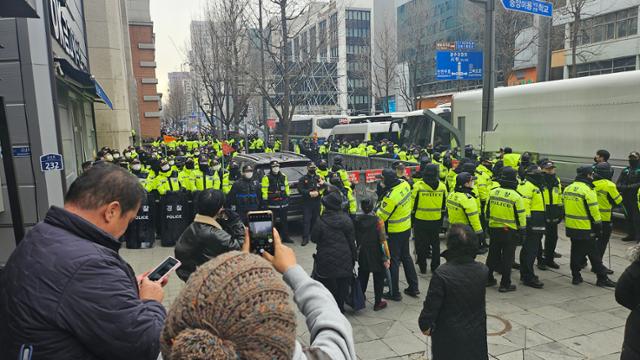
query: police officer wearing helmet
563 166 616 287
517 165 546 289
331 155 351 188
317 159 330 180
298 162 326 246
412 164 447 274
593 162 622 270
377 169 419 301
617 151 640 242
540 159 564 269
447 172 484 240
485 167 526 293
261 160 293 243
226 165 261 223
393 161 413 187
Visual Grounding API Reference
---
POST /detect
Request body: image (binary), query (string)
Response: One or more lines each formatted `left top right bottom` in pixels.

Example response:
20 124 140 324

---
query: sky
150 0 206 96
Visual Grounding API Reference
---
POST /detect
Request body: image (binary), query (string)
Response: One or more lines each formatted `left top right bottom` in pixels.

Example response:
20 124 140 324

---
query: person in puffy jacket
311 189 357 313
0 163 166 360
175 189 245 282
419 224 489 360
616 245 640 360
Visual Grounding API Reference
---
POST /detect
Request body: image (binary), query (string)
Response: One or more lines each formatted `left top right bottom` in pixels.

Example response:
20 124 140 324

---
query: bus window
335 133 366 143
317 117 341 129
275 119 312 136
401 115 432 148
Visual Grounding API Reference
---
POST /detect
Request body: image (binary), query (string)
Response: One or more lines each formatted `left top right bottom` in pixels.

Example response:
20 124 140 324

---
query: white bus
328 121 402 143
274 115 346 143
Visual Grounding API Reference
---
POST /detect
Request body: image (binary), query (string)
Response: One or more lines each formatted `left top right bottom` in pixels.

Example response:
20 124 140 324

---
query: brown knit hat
161 251 297 360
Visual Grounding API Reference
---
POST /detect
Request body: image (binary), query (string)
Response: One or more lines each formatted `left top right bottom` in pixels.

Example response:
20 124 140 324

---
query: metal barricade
328 152 371 171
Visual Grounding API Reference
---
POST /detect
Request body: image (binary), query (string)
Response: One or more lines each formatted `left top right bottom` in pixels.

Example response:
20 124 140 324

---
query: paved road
122 222 633 360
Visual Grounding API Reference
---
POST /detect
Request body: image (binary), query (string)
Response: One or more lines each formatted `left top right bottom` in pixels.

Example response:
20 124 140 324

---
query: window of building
309 26 317 60
318 21 327 60
571 56 636 77
571 7 638 47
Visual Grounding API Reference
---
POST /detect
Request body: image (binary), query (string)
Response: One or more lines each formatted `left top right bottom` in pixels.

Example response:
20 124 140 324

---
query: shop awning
53 58 113 109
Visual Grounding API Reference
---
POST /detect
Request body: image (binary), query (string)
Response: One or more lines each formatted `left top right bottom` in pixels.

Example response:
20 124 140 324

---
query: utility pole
537 15 552 82
470 0 496 144
259 0 269 140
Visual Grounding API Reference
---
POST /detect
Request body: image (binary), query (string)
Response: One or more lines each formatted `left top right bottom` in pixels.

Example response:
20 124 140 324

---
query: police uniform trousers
302 199 321 241
570 236 607 278
622 196 640 241
387 229 419 296
596 221 613 259
520 226 543 282
271 206 290 242
544 220 559 262
487 228 518 287
413 220 441 272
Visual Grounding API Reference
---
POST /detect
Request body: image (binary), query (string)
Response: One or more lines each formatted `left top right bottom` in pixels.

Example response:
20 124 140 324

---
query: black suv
233 151 311 220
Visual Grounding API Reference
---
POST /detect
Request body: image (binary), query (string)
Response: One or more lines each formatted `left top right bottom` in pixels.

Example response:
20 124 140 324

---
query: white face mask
124 153 132 159
244 172 253 179
169 160 175 166
105 154 114 162
213 165 221 171
132 164 142 171
161 165 170 172
113 153 120 159
272 166 280 173
194 152 200 156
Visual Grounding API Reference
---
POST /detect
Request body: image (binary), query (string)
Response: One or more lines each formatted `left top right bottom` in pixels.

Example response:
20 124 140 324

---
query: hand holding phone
260 228 297 274
147 256 181 282
247 211 275 256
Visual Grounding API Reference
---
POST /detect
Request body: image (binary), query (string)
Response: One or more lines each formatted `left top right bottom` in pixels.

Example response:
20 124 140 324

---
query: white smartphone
147 256 181 282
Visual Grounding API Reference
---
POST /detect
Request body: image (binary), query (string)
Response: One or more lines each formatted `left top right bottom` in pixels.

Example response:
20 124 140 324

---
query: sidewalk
122 225 633 360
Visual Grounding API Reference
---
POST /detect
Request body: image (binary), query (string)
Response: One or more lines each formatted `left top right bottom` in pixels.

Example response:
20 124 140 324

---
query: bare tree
396 0 430 111
162 80 188 132
494 5 538 83
372 20 397 113
189 0 254 136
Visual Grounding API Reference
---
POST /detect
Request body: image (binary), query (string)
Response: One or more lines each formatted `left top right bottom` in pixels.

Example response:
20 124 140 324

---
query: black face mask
483 163 493 172
630 159 640 168
308 170 316 175
186 163 195 170
318 164 327 170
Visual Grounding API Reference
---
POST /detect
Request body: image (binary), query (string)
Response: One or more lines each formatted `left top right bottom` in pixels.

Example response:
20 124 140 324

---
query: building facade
128 0 161 139
0 0 108 262
84 0 139 150
511 0 640 84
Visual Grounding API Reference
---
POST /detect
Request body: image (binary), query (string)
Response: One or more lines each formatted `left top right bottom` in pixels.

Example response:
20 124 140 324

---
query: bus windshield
400 114 432 148
275 119 312 137
317 117 341 129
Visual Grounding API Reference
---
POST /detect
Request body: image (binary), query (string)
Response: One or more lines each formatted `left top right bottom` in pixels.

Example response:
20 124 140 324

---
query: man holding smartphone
0 163 167 360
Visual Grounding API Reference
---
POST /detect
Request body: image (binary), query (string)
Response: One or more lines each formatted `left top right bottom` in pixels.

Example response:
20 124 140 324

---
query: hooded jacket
0 207 166 360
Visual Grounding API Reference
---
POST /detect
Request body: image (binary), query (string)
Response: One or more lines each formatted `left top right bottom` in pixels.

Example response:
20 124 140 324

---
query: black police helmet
334 155 343 165
576 165 594 176
422 164 439 178
593 162 614 180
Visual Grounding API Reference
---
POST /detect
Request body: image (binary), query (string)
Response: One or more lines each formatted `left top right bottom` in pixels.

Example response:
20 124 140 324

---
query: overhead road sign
435 51 483 81
501 0 553 17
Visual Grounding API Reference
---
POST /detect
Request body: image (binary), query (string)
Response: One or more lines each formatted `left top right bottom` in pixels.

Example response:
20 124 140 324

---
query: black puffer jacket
354 214 385 273
174 213 245 281
312 209 357 278
616 258 640 360
419 256 489 360
0 207 166 360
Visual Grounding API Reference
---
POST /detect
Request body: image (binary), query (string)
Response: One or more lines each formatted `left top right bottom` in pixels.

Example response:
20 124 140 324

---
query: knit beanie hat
161 251 296 360
322 188 344 211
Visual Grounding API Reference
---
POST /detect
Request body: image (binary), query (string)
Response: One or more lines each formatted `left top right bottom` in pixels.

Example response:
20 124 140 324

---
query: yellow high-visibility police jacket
377 180 412 233
485 187 527 231
563 180 601 238
593 179 622 222
447 190 483 235
517 180 545 232
412 180 447 221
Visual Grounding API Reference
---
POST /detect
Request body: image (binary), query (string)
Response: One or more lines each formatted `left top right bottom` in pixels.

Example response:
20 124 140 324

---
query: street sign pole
470 0 496 152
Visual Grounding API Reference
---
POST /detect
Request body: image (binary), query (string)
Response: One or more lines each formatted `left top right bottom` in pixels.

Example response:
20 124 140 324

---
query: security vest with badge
262 171 290 208
376 174 412 233
154 170 185 196
447 185 483 235
412 166 447 223
563 174 601 239
592 163 623 223
517 178 546 233
485 186 527 231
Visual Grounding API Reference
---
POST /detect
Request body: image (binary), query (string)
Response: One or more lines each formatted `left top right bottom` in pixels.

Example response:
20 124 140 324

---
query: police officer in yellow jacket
540 160 564 269
412 164 447 273
377 169 419 301
485 167 526 292
447 173 484 239
563 166 616 287
262 160 293 243
516 165 546 288
593 162 623 266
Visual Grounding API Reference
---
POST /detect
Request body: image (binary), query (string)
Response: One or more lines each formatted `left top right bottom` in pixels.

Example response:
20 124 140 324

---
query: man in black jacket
617 151 640 242
227 165 261 223
0 163 166 360
298 162 326 246
175 189 245 281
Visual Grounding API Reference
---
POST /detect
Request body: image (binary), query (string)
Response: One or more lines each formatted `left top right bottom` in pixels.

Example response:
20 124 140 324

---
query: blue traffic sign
436 51 483 81
40 153 64 172
501 0 553 17
12 146 31 157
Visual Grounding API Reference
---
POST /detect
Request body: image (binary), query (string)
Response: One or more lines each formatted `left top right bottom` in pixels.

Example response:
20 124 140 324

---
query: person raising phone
161 228 357 360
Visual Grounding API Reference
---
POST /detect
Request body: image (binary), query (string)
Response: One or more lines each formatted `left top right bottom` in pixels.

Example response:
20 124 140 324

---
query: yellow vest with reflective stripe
347 186 357 215
447 191 483 234
593 179 623 222
376 180 412 233
412 181 447 221
563 181 601 232
486 187 527 230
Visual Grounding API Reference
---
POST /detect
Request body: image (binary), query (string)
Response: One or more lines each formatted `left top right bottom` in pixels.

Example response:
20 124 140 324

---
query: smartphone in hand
147 256 181 282
247 211 275 256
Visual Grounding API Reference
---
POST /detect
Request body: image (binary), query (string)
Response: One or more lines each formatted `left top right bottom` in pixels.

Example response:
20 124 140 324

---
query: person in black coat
0 164 166 360
419 224 489 360
616 245 640 360
617 151 640 242
355 198 391 311
226 165 261 223
297 162 326 246
312 190 357 313
175 189 245 282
